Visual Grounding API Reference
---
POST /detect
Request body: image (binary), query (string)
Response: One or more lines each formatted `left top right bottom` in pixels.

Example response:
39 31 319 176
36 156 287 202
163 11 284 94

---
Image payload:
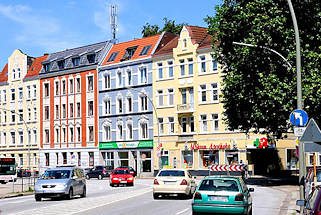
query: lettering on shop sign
253 137 268 148
190 143 231 150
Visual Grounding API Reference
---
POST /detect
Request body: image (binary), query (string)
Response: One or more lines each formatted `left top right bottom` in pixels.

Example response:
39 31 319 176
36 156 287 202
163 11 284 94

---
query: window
87 54 96 64
62 128 66 142
104 73 111 89
19 154 23 167
55 105 59 119
28 131 31 145
89 152 94 166
122 46 137 60
200 150 219 168
77 127 81 142
28 108 31 121
33 130 37 145
140 95 148 111
127 97 132 113
117 97 123 114
45 153 49 166
181 117 187 133
76 102 81 117
107 52 119 62
139 45 152 56
69 79 74 94
4 111 7 123
126 69 132 86
87 76 93 91
57 60 65 70
3 90 6 102
62 104 66 118
127 122 133 140
200 55 206 73
33 85 37 98
188 58 193 75
89 126 94 141
55 81 59 96
180 59 185 76
11 89 15 101
104 99 111 115
34 107 37 121
168 89 174 106
11 132 15 145
3 132 6 145
140 122 148 139
180 117 194 133
158 63 163 79
76 78 81 93
140 67 147 84
118 151 128 167
168 61 174 78
158 118 164 134
183 39 187 48
18 109 23 122
157 90 164 107
117 123 123 140
190 117 195 132
182 150 193 168
211 83 219 102
212 114 219 131
44 106 49 120
70 103 74 118
88 101 93 116
45 129 49 143
19 131 23 145
18 87 23 100
212 60 218 71
181 88 187 104
55 128 59 143
11 111 15 123
70 127 74 142
62 80 66 94
200 85 207 102
160 150 169 169
117 70 122 87
168 117 175 134
201 115 207 132
72 57 80 66
62 152 67 164
104 125 111 140
26 86 31 99
44 64 50 72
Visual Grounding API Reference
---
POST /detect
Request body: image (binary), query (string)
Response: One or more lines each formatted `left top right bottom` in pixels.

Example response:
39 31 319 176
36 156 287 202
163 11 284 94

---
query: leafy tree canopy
142 18 187 37
205 0 321 139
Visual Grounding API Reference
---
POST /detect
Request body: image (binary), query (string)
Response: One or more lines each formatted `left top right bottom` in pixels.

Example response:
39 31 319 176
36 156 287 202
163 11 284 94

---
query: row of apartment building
0 26 300 176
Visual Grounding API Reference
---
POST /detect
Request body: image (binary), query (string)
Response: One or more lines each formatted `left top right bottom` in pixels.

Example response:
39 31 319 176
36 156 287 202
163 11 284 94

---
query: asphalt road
0 178 298 215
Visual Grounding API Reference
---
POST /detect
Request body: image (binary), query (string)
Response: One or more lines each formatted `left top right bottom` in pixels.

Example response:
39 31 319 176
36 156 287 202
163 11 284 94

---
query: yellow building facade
152 26 298 175
0 49 46 172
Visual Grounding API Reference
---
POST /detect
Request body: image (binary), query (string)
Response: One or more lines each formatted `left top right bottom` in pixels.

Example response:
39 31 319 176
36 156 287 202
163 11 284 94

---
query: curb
0 192 34 199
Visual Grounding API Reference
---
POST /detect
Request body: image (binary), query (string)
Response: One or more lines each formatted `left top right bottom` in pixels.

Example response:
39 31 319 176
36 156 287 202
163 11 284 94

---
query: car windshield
42 170 71 179
113 169 130 175
199 179 240 192
158 170 185 177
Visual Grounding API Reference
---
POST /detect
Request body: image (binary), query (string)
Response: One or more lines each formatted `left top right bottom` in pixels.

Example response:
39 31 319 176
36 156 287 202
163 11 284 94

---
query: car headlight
113 177 119 180
129 177 134 180
35 184 42 190
55 184 68 189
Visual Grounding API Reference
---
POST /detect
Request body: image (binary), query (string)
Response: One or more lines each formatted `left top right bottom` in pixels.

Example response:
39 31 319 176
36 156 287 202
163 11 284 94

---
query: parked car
86 165 110 180
17 169 31 177
109 168 134 187
297 186 321 215
153 169 196 199
192 176 254 215
34 167 86 201
305 167 321 199
118 166 137 177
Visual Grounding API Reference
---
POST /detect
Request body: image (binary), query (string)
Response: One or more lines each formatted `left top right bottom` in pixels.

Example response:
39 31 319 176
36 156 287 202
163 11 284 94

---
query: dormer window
139 45 152 56
121 46 138 61
57 60 65 70
72 57 80 66
87 54 96 64
107 52 118 62
44 63 50 72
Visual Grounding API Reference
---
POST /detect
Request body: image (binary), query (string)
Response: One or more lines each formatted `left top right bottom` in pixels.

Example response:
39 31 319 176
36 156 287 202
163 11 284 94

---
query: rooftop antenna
110 5 118 43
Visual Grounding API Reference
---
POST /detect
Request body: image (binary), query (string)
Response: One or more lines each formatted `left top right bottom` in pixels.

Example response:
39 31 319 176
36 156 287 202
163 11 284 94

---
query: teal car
192 176 254 215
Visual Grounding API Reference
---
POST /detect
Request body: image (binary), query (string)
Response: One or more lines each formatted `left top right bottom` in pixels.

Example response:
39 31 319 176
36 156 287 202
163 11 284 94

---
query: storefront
99 141 154 177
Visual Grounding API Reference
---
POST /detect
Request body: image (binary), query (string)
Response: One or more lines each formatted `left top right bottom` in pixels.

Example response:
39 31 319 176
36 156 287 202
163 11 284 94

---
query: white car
153 169 196 199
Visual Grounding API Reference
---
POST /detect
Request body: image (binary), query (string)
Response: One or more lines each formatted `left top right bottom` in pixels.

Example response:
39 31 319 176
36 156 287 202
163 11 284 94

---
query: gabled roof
185 25 209 45
101 34 163 66
0 64 8 84
24 54 48 79
153 36 178 57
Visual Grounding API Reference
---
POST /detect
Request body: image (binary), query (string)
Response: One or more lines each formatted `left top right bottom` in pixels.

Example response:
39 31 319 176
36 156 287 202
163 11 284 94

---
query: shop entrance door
131 151 137 173
247 148 281 175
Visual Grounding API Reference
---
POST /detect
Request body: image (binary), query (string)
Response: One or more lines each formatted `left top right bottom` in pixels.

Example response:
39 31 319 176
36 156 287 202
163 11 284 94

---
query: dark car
118 166 136 177
297 186 321 215
86 166 110 180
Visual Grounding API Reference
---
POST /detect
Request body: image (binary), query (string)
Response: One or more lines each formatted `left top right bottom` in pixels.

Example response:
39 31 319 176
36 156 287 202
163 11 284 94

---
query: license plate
209 196 228 202
164 181 176 185
120 181 127 183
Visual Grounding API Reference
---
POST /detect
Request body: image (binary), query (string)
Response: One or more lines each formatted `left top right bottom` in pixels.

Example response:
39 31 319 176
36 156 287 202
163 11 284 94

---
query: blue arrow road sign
290 109 308 127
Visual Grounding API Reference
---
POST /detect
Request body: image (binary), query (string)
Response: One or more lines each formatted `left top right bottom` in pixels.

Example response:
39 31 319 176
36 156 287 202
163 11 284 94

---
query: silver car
34 167 86 201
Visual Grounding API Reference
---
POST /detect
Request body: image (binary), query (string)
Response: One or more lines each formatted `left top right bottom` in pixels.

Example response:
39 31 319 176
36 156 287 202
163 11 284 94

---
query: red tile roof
25 54 48 79
0 64 8 84
153 36 178 57
101 34 162 66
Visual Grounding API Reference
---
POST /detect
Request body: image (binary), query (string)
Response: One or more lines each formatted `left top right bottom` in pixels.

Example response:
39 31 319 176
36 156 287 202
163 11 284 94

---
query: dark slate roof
40 41 110 74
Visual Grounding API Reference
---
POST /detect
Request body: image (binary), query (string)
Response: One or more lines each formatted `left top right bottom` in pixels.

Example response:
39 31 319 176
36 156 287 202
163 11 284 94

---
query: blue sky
0 0 221 68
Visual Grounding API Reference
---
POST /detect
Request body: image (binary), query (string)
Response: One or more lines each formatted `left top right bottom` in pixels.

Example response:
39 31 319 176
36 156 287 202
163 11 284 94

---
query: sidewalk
0 179 34 199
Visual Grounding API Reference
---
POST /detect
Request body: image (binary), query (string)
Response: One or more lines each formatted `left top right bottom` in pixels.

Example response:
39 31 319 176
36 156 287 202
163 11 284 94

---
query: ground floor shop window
160 150 169 169
140 151 151 172
199 150 219 168
225 150 239 165
89 152 94 166
103 152 114 168
286 149 298 169
118 151 129 167
182 150 193 168
62 152 67 164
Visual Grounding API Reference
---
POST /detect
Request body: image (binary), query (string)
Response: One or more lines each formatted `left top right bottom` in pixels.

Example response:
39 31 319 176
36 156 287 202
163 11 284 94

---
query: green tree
205 0 321 139
142 18 187 37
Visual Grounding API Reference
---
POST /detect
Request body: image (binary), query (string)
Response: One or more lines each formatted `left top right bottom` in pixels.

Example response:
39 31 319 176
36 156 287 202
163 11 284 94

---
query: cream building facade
152 26 298 175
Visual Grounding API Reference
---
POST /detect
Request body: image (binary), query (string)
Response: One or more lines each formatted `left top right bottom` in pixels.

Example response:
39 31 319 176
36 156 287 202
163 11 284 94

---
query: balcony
176 103 194 114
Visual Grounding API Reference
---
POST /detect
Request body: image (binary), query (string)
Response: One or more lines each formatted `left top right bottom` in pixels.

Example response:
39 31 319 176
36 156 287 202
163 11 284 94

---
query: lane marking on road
176 208 190 215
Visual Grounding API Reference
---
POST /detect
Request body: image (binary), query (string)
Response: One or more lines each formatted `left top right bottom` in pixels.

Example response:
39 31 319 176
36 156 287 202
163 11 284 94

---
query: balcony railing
177 103 194 113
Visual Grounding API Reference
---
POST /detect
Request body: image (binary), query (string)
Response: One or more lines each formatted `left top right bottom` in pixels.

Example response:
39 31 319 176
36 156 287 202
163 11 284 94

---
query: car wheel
128 182 134 187
110 183 114 187
80 186 86 198
248 208 253 215
35 195 42 202
98 174 102 180
153 193 160 199
86 175 90 180
66 188 73 200
192 210 200 215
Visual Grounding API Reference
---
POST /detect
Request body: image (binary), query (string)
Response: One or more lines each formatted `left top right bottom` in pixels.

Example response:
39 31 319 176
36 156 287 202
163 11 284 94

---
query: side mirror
296 200 305 207
248 188 254 192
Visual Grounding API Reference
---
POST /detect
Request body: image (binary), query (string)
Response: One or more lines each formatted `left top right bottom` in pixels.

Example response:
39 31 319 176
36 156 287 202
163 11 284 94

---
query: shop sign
99 141 153 149
99 142 118 149
253 137 269 149
190 143 230 150
138 141 153 148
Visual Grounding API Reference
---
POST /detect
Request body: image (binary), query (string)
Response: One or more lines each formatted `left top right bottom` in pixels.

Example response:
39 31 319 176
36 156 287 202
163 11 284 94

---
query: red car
109 168 134 187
